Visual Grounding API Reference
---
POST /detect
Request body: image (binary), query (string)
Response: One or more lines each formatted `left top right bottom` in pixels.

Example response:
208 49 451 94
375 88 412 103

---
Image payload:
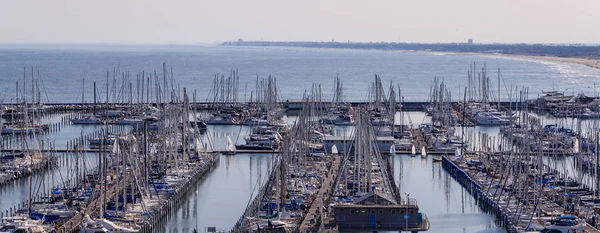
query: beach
491 54 600 70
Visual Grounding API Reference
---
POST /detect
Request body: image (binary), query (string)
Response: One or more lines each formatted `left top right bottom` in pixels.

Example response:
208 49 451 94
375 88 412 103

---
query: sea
0 44 599 103
1 44 600 233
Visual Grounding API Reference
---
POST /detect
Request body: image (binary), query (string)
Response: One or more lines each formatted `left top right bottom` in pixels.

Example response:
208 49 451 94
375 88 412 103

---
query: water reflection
0 153 99 214
161 153 272 233
387 155 505 233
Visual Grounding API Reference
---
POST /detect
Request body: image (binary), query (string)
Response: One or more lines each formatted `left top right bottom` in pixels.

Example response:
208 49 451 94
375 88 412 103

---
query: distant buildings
468 39 473 44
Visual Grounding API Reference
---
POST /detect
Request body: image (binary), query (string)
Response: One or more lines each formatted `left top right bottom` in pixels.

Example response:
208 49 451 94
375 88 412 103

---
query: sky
1 0 599 44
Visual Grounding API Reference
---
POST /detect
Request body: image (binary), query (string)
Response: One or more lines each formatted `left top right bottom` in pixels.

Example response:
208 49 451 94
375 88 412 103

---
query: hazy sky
1 0 598 44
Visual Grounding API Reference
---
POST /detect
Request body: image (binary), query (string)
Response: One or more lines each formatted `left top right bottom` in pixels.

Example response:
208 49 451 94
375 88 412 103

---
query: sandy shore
484 53 600 70
414 49 600 70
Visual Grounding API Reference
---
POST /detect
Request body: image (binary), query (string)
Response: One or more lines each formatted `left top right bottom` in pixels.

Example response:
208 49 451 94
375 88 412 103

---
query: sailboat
224 135 236 155
79 214 140 233
331 145 339 154
411 144 417 157
573 137 580 154
420 146 427 158
0 216 47 233
454 147 462 156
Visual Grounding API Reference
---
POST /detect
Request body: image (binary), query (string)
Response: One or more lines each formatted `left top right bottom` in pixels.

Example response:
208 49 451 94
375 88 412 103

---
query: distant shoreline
439 51 600 70
223 41 600 70
489 54 600 70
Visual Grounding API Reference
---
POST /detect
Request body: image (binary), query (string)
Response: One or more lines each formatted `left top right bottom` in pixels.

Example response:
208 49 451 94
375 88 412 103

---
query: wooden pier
56 177 124 233
299 155 342 233
1 101 523 114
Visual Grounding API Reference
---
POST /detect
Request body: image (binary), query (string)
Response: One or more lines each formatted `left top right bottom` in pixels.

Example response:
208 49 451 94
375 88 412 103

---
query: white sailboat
411 144 416 156
224 135 236 155
573 137 580 154
420 146 427 159
331 144 339 154
79 215 140 233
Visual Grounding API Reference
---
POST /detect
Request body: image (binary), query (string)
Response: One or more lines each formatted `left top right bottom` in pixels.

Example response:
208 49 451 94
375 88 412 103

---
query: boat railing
398 197 418 206
420 213 430 229
340 219 429 230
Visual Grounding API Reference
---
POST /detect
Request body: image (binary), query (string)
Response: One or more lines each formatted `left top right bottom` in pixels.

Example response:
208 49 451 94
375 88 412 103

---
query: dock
299 155 342 233
56 176 125 233
451 108 475 127
587 225 600 233
441 153 600 233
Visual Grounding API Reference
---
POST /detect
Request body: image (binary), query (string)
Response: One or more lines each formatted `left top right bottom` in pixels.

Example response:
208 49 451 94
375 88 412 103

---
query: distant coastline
487 53 600 70
221 41 600 70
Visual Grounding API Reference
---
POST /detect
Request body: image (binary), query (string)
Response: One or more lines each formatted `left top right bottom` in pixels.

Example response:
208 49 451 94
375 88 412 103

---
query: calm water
2 45 600 232
0 45 599 103
391 155 504 233
0 111 510 233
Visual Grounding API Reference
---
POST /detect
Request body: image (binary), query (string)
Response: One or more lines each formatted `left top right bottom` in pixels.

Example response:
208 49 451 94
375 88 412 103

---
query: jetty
299 155 341 233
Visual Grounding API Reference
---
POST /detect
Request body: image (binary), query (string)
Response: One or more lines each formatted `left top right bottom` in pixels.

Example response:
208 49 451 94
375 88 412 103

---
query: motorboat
71 116 103 125
473 111 513 126
242 117 269 126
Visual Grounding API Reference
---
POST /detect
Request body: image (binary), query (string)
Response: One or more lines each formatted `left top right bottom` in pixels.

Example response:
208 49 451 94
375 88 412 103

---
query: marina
1 46 600 233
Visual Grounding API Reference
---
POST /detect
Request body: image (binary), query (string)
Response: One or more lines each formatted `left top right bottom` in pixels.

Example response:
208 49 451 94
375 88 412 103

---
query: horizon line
0 41 599 46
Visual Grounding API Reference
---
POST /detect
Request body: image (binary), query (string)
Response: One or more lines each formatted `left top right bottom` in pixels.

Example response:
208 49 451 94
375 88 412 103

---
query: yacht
29 208 75 224
1 126 41 135
114 118 144 126
319 114 353 126
79 215 140 233
206 114 237 125
237 127 282 150
242 117 269 126
473 111 513 126
71 116 103 125
539 215 585 233
0 216 47 233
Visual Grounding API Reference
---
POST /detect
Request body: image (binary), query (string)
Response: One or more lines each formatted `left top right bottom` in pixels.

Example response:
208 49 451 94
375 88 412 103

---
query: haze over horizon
1 0 599 44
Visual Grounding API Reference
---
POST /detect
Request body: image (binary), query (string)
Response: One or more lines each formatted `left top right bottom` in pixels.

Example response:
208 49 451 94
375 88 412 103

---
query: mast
93 82 97 115
106 72 109 105
594 130 600 197
82 78 85 104
30 67 34 104
144 121 148 185
498 68 501 109
100 129 104 218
